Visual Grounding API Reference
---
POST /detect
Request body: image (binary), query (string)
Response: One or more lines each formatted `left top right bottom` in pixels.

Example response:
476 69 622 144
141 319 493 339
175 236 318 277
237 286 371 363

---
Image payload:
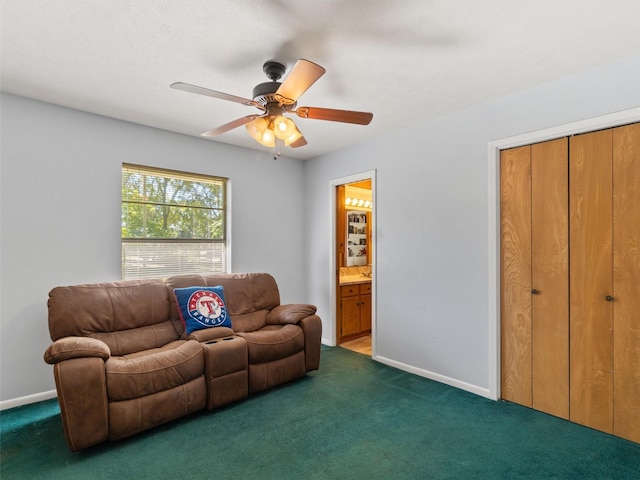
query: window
122 164 228 279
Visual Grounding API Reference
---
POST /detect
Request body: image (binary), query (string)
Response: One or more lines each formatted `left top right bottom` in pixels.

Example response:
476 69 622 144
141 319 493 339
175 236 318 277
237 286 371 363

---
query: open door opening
335 178 374 356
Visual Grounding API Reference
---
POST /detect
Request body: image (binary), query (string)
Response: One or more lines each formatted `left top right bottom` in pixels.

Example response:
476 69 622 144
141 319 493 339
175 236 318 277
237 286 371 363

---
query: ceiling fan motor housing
252 81 282 107
253 61 298 109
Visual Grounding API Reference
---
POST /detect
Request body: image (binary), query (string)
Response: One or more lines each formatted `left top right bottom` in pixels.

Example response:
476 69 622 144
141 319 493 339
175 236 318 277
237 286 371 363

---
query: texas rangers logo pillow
173 286 232 334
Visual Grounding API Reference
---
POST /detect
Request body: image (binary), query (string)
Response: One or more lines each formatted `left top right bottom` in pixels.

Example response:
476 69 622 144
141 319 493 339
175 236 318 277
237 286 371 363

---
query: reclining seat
44 279 206 452
166 273 322 394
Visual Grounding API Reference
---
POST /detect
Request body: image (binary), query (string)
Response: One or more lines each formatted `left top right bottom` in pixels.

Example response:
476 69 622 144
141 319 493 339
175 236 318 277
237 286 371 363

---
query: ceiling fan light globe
283 124 303 146
245 117 274 147
260 128 275 147
246 117 268 142
273 116 296 140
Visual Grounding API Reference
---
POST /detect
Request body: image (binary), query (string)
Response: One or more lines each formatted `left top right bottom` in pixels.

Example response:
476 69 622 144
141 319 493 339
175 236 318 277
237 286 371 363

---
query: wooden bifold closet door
612 123 640 442
500 122 640 444
500 137 569 420
569 128 614 433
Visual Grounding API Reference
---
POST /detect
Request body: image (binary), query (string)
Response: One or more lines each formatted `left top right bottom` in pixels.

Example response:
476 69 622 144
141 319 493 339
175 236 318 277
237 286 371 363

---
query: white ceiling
2 0 639 160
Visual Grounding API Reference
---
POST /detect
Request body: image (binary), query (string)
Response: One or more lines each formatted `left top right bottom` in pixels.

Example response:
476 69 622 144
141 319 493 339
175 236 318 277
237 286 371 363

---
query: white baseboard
373 355 492 400
0 390 57 411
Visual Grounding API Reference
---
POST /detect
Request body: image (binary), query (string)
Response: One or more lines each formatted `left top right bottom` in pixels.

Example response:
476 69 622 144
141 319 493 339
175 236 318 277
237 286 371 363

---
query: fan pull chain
274 138 285 160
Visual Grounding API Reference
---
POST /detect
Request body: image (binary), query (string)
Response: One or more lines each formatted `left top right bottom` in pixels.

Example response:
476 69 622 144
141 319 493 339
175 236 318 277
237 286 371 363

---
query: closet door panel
500 146 532 407
531 138 569 419
569 129 614 433
612 122 640 443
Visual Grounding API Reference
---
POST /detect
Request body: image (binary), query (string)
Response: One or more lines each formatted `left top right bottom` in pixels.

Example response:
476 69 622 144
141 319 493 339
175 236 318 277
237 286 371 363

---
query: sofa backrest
47 273 281 353
48 279 179 356
165 273 280 333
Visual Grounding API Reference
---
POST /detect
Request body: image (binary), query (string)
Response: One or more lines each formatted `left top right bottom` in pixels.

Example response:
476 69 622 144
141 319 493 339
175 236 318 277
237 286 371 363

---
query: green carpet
2 346 639 479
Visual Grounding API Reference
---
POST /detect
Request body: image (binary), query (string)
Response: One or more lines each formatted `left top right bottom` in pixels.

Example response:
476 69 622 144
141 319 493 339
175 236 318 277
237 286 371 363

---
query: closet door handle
531 289 539 295
605 295 614 302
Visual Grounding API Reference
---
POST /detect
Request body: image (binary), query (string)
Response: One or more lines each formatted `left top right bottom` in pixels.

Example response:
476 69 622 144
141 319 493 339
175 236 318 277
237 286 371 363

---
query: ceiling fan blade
289 136 308 148
295 107 373 125
171 82 258 107
275 59 326 105
201 115 260 138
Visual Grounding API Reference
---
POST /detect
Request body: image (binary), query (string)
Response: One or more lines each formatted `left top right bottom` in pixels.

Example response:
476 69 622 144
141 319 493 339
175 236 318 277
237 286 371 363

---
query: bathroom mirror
346 210 368 266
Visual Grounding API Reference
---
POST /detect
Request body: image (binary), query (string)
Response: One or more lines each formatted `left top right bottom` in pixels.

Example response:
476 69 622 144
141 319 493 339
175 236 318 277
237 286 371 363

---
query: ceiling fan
171 59 373 157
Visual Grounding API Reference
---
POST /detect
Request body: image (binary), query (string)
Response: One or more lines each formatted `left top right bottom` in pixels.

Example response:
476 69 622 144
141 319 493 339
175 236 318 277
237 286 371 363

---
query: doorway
331 171 376 357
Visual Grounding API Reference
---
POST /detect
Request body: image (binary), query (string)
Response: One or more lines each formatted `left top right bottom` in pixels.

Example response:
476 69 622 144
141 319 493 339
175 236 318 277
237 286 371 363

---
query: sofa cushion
237 324 305 364
105 340 203 401
48 280 176 356
173 286 232 334
229 309 269 333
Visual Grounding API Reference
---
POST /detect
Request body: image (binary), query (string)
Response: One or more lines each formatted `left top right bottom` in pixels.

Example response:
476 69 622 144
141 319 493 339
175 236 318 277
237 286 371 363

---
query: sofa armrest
53 357 109 451
44 336 111 364
187 327 235 343
300 315 322 372
265 304 317 325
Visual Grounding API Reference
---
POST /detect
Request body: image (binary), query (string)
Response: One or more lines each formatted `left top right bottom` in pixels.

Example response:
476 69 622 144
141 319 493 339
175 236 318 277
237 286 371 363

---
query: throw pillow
173 286 232 334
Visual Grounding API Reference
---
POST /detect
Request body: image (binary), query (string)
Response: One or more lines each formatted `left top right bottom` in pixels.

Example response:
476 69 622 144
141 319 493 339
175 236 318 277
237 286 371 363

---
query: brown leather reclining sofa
44 273 322 451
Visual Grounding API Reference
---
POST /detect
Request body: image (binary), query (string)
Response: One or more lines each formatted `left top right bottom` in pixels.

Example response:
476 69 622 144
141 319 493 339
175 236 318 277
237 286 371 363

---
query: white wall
304 55 640 396
2 55 639 406
0 94 307 404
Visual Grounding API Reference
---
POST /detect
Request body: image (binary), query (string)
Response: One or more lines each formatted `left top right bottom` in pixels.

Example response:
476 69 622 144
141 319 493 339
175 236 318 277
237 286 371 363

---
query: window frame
121 163 229 279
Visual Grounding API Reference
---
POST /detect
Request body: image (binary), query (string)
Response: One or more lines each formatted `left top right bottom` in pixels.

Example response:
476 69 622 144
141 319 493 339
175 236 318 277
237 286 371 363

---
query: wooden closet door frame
487 108 640 401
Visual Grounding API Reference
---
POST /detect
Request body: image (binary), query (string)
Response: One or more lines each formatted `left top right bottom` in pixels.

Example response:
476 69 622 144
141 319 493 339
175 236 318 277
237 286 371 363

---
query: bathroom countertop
339 275 372 286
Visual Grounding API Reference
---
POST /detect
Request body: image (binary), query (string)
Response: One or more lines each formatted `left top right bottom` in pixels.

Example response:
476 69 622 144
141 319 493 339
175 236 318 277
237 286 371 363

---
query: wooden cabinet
360 283 372 332
500 122 640 444
339 282 371 343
